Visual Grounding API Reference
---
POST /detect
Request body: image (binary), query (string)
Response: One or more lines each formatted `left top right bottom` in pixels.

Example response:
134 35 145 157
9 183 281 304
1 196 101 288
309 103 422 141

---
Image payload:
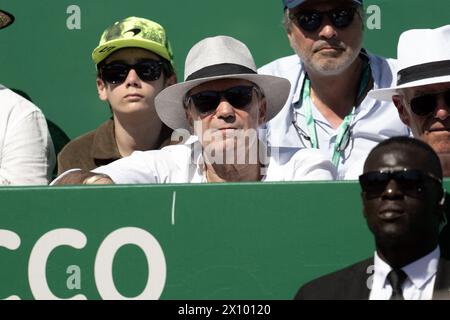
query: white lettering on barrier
28 229 87 300
66 265 82 290
66 5 81 30
366 5 381 30
0 230 21 300
0 230 21 250
2 227 166 300
94 227 167 300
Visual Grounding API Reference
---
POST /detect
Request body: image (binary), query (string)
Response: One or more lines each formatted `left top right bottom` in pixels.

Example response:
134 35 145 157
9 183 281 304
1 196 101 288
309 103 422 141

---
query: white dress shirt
369 247 440 300
0 85 55 185
258 53 411 180
82 135 336 183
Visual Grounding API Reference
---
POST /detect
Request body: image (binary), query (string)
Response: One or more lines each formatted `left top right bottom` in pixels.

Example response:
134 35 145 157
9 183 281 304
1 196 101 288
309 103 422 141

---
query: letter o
94 227 166 300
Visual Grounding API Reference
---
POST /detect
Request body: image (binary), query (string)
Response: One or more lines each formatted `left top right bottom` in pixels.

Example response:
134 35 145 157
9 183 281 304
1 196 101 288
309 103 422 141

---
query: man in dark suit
295 137 450 299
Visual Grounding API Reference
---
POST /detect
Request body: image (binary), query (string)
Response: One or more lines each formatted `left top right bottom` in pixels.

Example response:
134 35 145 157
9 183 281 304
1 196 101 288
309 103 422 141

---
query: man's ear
287 31 296 50
165 74 177 87
440 190 446 206
392 95 411 127
436 190 447 227
361 192 369 219
258 98 267 126
185 107 194 130
96 78 108 101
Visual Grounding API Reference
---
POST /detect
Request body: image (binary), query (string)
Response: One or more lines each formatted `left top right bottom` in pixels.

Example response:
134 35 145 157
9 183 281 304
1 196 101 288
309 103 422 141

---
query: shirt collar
92 118 174 161
403 247 440 290
374 246 440 291
185 135 207 182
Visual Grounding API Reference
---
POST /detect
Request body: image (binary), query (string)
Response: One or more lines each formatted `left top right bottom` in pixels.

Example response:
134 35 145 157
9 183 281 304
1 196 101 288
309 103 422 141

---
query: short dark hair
366 136 443 179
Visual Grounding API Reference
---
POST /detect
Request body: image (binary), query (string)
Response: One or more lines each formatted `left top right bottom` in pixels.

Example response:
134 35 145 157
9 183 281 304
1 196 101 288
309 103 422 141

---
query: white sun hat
369 25 450 101
155 35 291 130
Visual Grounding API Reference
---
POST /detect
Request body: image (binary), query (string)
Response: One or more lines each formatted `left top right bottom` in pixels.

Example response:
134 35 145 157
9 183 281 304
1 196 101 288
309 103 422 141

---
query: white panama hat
155 35 291 130
369 25 450 101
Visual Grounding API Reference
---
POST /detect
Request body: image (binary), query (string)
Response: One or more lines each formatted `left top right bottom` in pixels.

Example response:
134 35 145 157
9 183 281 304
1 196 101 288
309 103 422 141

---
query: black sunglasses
409 89 450 116
290 6 357 32
100 59 164 84
359 168 442 199
186 85 257 115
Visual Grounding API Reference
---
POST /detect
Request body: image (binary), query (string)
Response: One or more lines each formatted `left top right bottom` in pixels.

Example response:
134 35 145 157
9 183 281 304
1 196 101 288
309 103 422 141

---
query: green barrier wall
1 0 450 300
2 0 450 138
1 180 448 300
0 181 371 300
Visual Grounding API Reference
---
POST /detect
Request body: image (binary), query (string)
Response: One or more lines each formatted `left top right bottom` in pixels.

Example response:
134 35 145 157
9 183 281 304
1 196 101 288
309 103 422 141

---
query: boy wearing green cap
57 17 177 175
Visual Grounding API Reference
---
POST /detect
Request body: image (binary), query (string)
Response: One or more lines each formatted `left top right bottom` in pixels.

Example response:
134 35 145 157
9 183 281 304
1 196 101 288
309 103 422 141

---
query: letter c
28 229 87 300
0 230 21 300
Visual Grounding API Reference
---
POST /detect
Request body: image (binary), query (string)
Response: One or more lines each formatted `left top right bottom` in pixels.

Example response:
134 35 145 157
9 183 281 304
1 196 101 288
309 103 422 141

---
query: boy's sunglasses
185 85 257 115
409 89 450 116
359 168 442 199
100 59 164 84
290 6 357 32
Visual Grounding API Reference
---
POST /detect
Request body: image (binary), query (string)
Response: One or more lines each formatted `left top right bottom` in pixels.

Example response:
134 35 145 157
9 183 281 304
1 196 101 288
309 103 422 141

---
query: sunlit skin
287 0 363 77
393 82 450 154
97 48 175 118
96 48 176 156
185 78 267 182
286 0 366 128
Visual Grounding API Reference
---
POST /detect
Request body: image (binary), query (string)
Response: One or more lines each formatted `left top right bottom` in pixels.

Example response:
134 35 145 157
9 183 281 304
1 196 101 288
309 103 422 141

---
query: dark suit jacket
295 257 450 300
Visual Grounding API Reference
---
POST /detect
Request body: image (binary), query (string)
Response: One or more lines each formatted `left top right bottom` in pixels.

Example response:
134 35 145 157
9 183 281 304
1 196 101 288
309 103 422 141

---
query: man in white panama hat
53 36 336 184
0 8 55 185
369 25 450 177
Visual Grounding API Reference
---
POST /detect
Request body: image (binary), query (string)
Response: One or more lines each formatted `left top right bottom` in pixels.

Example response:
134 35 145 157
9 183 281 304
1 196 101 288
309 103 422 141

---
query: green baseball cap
92 17 174 68
0 9 14 29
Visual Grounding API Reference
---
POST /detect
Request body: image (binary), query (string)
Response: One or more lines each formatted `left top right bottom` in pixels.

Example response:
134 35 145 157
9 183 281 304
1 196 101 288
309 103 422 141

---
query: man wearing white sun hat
369 25 450 177
53 36 336 184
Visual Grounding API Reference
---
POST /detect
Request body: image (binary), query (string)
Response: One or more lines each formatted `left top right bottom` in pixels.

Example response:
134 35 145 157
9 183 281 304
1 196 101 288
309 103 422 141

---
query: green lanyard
302 64 370 168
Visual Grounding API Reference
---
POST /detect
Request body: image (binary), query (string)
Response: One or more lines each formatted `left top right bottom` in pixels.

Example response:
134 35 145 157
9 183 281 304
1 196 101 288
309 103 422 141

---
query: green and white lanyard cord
302 64 370 168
